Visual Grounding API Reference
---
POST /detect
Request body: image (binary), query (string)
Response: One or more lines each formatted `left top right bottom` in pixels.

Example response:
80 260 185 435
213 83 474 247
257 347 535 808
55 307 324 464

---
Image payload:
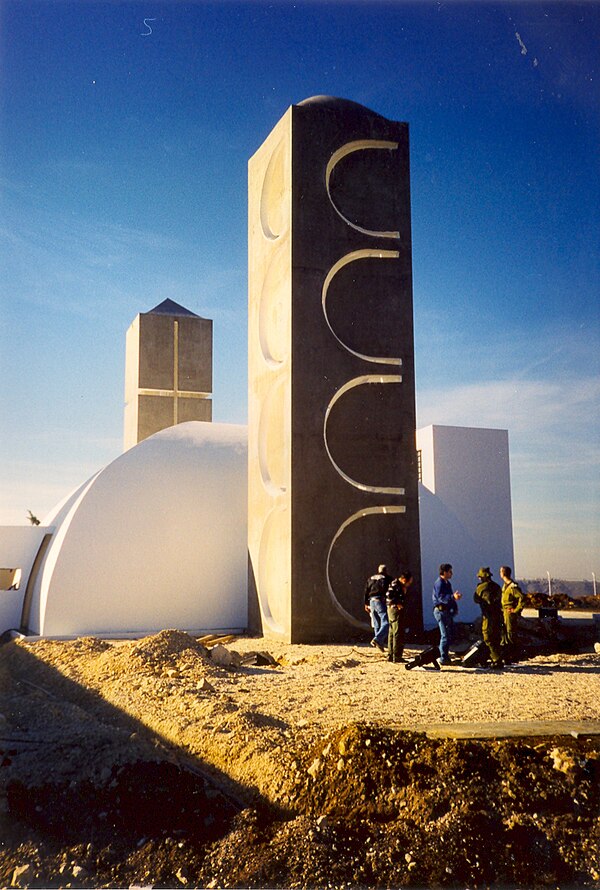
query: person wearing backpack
364 564 392 652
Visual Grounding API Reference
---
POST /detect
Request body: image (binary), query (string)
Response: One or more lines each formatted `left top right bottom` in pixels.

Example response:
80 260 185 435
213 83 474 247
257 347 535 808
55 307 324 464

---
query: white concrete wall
0 526 49 634
27 422 248 636
418 424 514 627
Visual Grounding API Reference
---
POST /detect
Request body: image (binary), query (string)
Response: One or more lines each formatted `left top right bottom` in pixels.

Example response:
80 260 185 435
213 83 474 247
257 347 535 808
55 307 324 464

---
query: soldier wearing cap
473 567 504 669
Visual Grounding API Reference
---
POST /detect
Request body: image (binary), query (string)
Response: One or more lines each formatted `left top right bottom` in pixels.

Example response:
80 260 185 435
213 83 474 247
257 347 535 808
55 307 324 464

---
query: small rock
550 747 578 774
72 866 87 879
316 815 329 829
210 644 242 667
11 864 34 887
594 642 600 654
297 718 309 727
307 758 321 777
175 866 189 884
337 757 345 771
196 677 215 693
166 668 181 678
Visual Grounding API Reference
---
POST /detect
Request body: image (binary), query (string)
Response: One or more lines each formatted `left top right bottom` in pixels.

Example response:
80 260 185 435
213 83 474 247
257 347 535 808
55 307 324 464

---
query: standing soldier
500 565 525 663
364 564 392 652
474 567 504 669
386 570 414 663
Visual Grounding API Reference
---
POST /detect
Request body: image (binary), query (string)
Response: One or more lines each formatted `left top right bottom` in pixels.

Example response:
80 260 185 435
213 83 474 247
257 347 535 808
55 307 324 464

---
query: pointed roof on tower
147 299 200 318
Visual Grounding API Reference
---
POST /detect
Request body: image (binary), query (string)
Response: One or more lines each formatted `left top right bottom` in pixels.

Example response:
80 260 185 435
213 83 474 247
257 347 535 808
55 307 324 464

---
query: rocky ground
1 625 599 889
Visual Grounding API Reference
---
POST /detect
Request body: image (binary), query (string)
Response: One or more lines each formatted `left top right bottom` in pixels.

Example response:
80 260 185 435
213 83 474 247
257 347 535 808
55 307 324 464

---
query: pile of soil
1 629 599 889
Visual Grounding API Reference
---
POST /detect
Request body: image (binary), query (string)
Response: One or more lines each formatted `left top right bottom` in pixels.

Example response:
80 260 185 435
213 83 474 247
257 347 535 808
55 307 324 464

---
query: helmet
477 566 492 579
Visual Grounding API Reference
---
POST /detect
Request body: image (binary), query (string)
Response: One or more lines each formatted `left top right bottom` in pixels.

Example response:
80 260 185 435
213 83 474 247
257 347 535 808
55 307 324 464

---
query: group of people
364 561 525 669
363 564 414 662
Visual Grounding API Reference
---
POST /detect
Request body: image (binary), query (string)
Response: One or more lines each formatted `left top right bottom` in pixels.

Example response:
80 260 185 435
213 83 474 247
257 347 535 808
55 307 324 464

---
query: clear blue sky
1 0 598 579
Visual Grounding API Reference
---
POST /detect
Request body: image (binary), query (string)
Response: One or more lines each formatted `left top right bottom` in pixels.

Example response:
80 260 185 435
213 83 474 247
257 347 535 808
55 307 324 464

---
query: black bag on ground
461 639 488 667
405 646 441 670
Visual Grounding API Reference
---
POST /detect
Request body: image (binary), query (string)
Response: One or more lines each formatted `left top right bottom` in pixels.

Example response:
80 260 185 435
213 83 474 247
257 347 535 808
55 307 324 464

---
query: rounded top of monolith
297 95 384 118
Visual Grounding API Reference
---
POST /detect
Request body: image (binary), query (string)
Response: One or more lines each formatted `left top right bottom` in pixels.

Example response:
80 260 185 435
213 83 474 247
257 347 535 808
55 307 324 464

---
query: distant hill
521 578 597 599
520 579 600 611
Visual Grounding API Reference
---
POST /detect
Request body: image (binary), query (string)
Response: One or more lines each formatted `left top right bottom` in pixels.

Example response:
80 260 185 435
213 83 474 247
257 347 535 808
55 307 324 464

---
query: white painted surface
418 424 515 627
27 422 248 636
5 421 513 639
0 525 49 633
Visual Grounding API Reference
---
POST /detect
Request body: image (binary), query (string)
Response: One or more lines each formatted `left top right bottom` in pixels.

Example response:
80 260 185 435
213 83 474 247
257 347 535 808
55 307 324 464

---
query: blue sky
1 0 598 579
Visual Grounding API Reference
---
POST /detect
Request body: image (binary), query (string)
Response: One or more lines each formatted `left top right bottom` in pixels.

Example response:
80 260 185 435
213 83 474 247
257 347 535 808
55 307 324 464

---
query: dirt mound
128 629 212 672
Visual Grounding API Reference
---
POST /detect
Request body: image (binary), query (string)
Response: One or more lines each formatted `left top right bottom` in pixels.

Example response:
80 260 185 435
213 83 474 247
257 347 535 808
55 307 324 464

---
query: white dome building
15 422 247 637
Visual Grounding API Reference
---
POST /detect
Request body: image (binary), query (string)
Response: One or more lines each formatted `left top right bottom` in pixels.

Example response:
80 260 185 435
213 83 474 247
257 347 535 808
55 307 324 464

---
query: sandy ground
206 635 600 729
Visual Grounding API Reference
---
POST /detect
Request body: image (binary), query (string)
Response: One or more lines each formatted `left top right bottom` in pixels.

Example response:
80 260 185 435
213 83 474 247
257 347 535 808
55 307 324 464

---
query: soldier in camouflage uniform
500 565 525 663
473 567 504 669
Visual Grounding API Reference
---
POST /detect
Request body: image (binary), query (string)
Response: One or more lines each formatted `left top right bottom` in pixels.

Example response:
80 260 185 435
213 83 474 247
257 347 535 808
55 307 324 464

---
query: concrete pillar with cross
124 299 212 450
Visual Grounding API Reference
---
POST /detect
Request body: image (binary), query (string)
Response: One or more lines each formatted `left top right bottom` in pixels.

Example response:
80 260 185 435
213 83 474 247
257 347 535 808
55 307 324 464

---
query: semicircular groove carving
257 504 289 634
260 139 288 241
326 140 400 238
259 243 289 367
325 506 406 628
258 377 288 496
322 250 401 365
324 375 405 495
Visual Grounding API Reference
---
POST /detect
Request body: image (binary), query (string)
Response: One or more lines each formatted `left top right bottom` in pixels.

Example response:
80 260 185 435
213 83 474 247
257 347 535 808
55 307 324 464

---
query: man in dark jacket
386 570 413 663
473 567 504 669
364 564 392 652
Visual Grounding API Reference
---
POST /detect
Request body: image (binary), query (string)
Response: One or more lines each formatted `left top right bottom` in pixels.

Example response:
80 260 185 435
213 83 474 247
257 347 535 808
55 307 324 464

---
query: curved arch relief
257 376 289 497
260 138 289 241
325 506 406 628
322 249 401 365
256 503 289 636
258 241 290 367
325 140 400 238
323 375 405 495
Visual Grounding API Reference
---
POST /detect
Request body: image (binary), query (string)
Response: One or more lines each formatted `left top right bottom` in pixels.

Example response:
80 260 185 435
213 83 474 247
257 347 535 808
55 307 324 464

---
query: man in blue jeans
364 564 392 652
432 563 462 665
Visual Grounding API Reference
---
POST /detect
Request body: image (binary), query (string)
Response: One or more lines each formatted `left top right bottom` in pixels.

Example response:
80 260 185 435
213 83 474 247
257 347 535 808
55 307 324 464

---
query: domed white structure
19 422 247 637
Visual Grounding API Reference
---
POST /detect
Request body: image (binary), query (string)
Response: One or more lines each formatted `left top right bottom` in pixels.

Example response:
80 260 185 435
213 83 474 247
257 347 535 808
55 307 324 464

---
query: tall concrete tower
124 299 212 450
248 96 422 643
